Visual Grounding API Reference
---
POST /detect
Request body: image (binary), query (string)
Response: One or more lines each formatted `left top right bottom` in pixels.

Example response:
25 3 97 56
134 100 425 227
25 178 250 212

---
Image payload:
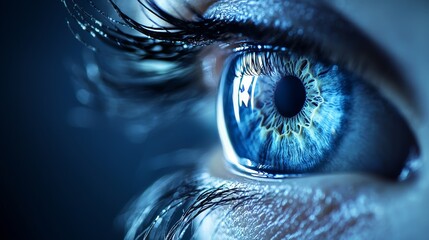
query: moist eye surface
218 49 416 178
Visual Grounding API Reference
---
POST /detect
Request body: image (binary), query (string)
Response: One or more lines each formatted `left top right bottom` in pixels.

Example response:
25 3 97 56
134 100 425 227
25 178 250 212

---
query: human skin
129 0 429 239
202 0 428 239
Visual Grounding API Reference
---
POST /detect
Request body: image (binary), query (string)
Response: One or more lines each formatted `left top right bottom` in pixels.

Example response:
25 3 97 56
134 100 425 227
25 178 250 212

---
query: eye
62 0 428 239
64 0 420 181
218 46 417 179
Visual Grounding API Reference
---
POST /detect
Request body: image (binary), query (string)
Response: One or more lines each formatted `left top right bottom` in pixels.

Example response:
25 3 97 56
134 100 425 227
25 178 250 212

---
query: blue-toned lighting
218 51 350 176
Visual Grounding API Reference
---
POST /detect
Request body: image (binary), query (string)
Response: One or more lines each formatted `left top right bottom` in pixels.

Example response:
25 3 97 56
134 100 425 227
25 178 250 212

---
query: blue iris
218 50 351 176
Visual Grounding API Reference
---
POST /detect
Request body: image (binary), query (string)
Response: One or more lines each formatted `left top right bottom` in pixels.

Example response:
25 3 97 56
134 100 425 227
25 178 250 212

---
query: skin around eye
218 50 416 179
117 0 426 239
66 0 428 239
202 1 428 239
192 151 386 239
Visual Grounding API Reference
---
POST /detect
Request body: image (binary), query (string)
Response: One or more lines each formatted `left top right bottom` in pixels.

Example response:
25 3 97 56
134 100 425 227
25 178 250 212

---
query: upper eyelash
108 0 209 40
66 0 316 54
62 0 198 60
63 0 332 79
62 3 273 236
62 0 216 135
64 0 406 89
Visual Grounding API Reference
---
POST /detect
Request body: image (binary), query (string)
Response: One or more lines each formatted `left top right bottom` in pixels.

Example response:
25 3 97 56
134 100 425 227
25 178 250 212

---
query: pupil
274 75 307 118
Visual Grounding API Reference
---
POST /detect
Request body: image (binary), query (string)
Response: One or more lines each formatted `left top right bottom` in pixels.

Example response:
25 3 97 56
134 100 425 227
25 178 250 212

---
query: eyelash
63 0 216 134
63 0 416 237
63 2 258 236
62 0 334 113
124 169 259 240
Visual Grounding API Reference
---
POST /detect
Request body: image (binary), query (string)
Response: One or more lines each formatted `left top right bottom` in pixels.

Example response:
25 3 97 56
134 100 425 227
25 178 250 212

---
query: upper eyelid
203 0 418 118
66 0 418 117
204 1 406 83
96 0 392 86
126 0 415 109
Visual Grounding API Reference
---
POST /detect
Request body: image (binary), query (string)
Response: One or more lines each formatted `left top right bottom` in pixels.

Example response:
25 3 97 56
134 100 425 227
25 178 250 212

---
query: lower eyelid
124 148 421 239
200 149 390 239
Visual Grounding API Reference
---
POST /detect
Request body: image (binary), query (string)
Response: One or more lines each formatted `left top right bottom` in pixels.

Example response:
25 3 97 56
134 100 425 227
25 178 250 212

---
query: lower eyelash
123 170 259 240
123 168 380 240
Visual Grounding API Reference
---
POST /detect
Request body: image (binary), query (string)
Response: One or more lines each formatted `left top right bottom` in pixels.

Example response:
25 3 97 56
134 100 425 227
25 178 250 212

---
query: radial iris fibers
219 50 349 175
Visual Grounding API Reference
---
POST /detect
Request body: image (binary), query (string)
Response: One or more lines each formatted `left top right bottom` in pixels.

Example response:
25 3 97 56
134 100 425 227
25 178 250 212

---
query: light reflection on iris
219 49 349 175
62 0 425 239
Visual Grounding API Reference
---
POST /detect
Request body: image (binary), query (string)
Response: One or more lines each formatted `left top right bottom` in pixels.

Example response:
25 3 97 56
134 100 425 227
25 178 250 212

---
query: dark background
1 1 215 239
1 1 141 239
